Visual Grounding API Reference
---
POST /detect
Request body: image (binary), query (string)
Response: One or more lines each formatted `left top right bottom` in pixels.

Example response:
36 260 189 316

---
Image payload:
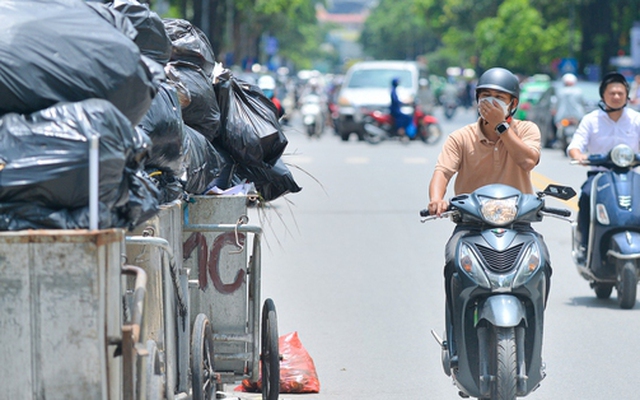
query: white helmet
258 75 276 90
562 73 577 86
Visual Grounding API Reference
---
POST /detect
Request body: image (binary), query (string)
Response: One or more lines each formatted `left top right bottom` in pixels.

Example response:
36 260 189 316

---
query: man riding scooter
390 77 416 140
567 72 640 264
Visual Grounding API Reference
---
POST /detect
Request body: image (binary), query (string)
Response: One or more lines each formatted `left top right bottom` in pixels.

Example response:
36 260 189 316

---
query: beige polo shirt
434 119 541 195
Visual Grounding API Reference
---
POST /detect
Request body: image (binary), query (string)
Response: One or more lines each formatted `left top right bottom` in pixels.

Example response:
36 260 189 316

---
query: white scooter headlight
610 144 634 168
512 243 541 288
478 195 518 226
458 243 491 289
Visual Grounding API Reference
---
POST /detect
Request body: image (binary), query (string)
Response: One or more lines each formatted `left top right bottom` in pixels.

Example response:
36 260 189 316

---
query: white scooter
300 93 325 138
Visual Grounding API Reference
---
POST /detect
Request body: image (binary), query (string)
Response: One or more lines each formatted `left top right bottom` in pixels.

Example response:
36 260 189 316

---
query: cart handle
121 264 147 345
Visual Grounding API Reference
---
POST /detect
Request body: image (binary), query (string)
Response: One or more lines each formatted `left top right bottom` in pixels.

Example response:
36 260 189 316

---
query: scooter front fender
477 294 526 328
609 231 640 259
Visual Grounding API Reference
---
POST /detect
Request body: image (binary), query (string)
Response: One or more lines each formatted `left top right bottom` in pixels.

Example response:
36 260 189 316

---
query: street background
231 107 640 399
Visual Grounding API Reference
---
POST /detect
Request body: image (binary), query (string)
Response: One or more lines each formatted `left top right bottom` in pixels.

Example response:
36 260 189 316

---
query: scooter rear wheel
593 283 613 299
420 123 443 145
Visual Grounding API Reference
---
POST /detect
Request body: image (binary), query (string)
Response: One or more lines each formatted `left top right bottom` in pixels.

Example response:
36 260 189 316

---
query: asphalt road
225 106 640 400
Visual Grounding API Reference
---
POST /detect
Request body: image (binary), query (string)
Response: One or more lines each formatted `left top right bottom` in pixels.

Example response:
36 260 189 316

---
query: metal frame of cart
182 195 280 400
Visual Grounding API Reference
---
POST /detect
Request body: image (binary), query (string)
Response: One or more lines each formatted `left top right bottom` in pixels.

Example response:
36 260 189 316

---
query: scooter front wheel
491 326 517 400
617 261 638 309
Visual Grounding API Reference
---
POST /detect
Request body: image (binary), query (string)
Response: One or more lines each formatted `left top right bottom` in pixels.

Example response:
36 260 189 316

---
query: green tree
474 0 572 75
360 0 439 61
161 0 323 71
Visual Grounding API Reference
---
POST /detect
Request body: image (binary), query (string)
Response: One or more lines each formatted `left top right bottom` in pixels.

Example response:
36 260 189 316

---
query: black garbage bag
215 73 288 168
0 98 159 230
137 82 185 176
235 158 302 202
144 168 184 204
181 125 224 195
88 0 172 65
163 18 216 76
168 61 221 141
0 0 161 126
85 1 138 41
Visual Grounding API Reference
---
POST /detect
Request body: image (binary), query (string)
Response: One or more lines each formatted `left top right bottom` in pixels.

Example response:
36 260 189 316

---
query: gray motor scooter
421 183 575 400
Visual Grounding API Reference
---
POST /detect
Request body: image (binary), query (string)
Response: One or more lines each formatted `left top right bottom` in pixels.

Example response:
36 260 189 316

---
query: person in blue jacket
390 77 416 139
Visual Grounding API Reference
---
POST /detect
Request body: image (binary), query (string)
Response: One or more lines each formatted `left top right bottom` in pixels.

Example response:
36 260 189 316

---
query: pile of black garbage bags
0 0 301 231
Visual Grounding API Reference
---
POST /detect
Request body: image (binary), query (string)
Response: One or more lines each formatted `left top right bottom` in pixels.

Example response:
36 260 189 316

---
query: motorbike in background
571 144 640 309
363 104 443 145
556 116 579 153
421 183 575 400
299 93 326 138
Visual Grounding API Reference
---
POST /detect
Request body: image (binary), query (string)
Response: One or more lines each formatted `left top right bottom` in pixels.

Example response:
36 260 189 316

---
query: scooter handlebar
541 206 572 217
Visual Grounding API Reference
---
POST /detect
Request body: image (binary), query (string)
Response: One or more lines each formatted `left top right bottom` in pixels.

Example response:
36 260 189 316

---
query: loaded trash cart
183 195 281 400
0 228 147 400
125 200 191 400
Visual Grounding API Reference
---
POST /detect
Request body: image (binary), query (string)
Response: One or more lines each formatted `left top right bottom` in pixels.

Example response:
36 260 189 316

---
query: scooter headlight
458 243 491 289
610 144 634 168
478 195 518 226
512 243 541 288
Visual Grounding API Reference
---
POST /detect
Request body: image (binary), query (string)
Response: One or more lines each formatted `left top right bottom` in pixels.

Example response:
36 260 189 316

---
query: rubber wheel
363 123 388 145
617 261 638 309
594 283 613 299
191 313 216 400
491 326 517 400
145 340 165 400
261 298 280 400
421 123 443 145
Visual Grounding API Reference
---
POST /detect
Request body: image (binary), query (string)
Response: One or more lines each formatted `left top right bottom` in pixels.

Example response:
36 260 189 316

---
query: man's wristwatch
495 122 510 135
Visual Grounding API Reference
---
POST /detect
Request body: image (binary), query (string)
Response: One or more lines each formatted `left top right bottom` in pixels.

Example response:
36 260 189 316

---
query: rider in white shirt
567 72 640 260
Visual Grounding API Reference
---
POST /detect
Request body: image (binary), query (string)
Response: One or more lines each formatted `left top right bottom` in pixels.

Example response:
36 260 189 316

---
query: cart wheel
261 298 280 400
192 313 216 400
145 340 165 400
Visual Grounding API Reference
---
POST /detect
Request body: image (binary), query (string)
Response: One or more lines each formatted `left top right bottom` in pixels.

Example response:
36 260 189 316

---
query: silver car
336 60 434 141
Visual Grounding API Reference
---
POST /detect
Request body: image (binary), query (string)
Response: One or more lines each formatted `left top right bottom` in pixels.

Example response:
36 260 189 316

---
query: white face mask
479 97 511 118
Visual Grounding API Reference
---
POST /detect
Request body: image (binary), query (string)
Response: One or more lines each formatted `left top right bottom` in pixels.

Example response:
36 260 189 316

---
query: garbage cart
183 195 280 400
0 229 146 400
126 200 190 400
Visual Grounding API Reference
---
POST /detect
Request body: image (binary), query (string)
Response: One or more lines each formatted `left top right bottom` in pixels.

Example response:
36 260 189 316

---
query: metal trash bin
183 194 269 389
0 229 125 400
125 200 190 399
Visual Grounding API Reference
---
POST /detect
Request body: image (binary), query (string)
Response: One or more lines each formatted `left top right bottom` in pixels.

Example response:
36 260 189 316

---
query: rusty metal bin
0 229 126 400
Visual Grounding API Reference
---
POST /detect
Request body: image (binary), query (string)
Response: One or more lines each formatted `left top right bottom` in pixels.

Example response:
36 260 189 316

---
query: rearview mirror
540 184 576 200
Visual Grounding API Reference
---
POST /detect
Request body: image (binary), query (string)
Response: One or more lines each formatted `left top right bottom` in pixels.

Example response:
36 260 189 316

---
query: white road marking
403 157 428 164
345 157 370 164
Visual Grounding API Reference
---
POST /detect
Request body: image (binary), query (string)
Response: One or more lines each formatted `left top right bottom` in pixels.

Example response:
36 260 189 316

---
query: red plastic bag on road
238 331 320 393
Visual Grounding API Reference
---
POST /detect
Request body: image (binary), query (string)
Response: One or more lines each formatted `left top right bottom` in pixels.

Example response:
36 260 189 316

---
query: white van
336 60 433 141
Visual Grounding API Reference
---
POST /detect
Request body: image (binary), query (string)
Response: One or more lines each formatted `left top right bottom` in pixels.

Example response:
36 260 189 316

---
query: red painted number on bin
183 232 246 294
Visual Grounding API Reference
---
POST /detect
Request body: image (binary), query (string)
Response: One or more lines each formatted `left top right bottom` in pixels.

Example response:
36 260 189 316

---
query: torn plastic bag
137 82 185 177
181 125 223 195
235 158 302 202
240 331 320 393
88 0 172 65
215 74 288 168
0 0 162 126
163 18 216 76
0 98 159 230
168 61 221 141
